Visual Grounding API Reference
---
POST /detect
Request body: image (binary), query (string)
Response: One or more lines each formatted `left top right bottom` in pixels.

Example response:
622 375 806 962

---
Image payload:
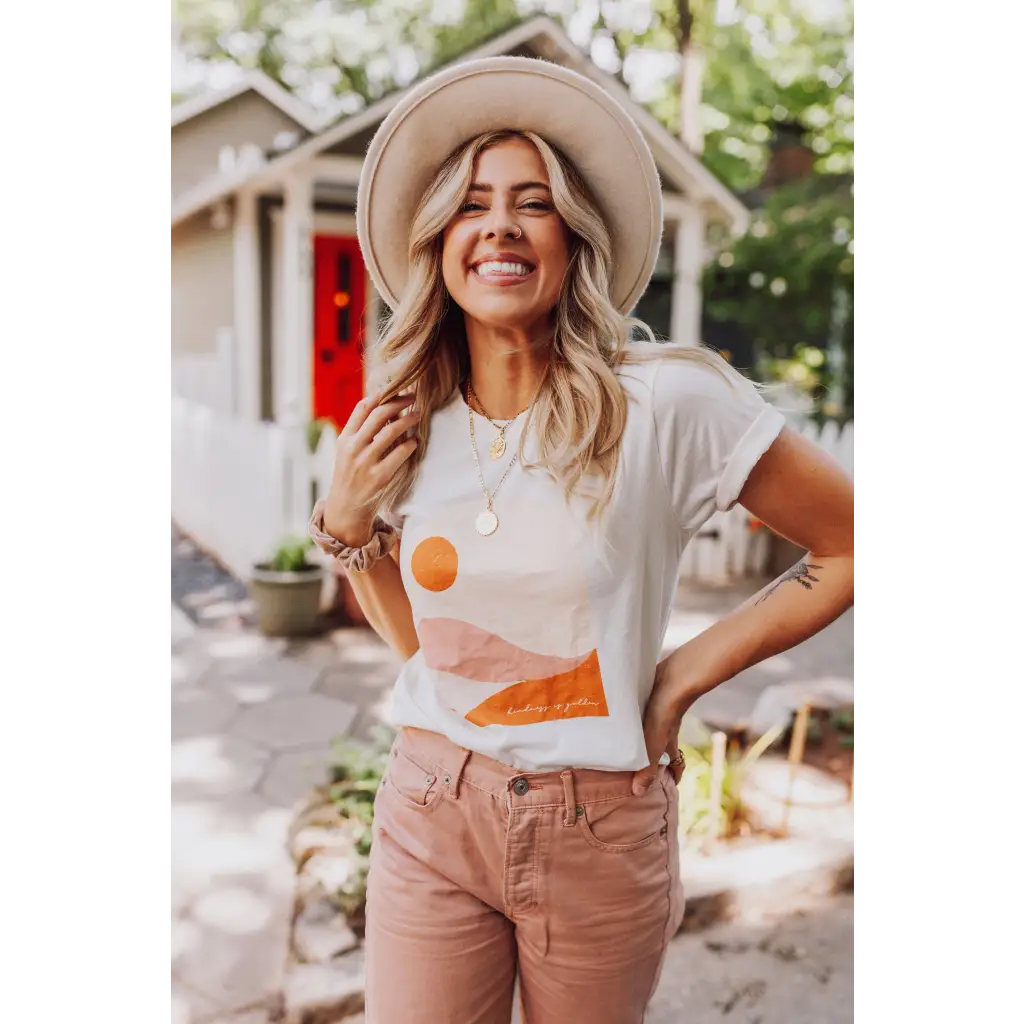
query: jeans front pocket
381 742 445 812
577 784 670 854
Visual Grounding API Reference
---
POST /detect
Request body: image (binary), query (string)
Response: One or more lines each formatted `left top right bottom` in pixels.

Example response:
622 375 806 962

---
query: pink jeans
365 726 685 1023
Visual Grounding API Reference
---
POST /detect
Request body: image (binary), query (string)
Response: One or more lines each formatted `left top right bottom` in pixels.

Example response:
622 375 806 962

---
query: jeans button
512 778 530 796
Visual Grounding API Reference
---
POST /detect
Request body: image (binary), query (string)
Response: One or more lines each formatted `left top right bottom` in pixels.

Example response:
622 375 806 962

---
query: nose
483 221 522 241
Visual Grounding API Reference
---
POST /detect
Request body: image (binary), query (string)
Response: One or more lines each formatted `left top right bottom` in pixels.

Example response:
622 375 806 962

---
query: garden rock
281 950 366 1024
289 824 353 869
748 679 854 736
294 896 360 963
739 757 852 838
303 851 362 896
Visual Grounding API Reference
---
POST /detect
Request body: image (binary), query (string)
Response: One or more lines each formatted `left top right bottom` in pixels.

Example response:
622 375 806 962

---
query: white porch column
670 200 708 348
679 44 706 155
280 170 314 426
232 187 261 420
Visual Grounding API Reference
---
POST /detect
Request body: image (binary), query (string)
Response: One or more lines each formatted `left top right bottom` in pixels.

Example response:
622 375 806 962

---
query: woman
309 57 853 1024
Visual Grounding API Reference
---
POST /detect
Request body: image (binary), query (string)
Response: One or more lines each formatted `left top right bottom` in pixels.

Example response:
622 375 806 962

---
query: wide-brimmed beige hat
356 56 663 314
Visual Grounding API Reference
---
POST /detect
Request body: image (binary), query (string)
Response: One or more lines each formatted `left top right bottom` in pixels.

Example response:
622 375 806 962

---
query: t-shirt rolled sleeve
715 402 787 512
652 356 786 533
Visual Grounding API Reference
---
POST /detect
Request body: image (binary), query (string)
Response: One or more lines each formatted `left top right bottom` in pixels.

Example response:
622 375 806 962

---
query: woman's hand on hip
631 657 700 796
323 390 420 546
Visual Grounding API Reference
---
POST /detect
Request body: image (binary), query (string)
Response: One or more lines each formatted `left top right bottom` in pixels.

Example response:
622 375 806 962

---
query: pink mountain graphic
416 617 610 727
417 617 586 682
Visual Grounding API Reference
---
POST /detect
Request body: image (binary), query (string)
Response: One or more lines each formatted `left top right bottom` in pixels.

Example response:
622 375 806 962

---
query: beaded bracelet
308 499 398 574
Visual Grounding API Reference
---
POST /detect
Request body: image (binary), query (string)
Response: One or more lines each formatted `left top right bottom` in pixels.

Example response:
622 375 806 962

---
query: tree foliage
704 174 853 418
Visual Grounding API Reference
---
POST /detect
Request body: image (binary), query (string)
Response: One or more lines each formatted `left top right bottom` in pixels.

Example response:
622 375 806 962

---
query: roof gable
171 68 323 134
171 16 746 232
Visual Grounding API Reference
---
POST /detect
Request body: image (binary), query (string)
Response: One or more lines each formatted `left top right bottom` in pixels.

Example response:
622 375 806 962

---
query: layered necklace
466 381 532 537
467 380 529 460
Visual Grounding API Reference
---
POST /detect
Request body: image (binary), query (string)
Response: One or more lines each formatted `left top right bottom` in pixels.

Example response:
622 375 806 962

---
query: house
171 14 749 434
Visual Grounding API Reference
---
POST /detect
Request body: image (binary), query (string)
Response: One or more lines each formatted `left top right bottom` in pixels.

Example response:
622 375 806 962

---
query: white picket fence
171 329 237 416
171 397 323 579
172 396 852 583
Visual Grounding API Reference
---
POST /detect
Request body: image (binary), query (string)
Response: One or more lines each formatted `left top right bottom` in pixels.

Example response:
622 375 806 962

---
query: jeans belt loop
560 769 578 827
446 747 472 799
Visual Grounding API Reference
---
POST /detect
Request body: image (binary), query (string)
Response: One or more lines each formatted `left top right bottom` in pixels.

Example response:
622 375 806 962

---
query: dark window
336 255 351 343
632 235 674 341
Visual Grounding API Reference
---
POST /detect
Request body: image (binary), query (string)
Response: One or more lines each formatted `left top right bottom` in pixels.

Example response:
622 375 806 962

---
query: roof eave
171 15 748 234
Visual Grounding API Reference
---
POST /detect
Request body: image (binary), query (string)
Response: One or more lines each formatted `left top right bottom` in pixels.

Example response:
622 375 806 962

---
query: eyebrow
467 181 551 194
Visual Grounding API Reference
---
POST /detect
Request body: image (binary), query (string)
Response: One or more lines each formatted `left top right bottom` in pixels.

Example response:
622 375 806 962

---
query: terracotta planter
250 564 326 637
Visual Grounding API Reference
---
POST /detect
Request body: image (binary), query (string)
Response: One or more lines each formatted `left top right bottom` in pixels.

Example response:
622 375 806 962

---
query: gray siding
172 208 235 355
172 91 309 200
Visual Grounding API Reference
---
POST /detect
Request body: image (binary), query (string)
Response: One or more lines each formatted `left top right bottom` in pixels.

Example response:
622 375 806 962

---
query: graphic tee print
385 352 787 773
404 494 609 729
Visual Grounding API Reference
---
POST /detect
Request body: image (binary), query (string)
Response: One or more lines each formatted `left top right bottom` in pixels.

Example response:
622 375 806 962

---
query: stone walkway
171 528 853 1023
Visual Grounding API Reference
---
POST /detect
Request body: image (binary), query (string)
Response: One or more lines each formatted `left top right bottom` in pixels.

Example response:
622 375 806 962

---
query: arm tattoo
755 561 823 605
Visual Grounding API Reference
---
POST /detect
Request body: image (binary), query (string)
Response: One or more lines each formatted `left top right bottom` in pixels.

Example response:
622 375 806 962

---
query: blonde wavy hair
371 129 742 526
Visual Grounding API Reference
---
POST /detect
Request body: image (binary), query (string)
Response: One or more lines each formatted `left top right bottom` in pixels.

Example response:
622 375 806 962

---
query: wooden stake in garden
705 731 728 854
781 703 812 835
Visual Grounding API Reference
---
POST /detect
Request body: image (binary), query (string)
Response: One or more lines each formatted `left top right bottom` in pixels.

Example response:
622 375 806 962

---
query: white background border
3 2 1024 1021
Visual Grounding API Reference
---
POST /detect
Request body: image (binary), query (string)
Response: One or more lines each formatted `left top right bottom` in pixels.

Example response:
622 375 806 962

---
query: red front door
313 235 367 432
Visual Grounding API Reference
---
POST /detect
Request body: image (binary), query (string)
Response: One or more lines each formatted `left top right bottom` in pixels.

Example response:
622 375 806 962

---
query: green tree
704 174 853 419
172 0 442 112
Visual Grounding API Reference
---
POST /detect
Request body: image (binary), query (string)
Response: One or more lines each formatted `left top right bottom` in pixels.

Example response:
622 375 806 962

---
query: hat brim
356 56 663 315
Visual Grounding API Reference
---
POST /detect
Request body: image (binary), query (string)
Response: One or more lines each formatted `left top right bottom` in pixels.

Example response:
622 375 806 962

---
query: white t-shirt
385 352 786 772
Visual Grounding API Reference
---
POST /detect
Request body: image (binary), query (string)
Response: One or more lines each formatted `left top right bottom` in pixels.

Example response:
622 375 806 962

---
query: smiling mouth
471 259 536 283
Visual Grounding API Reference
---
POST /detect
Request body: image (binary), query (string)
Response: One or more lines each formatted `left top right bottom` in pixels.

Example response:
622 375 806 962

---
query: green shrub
307 417 331 454
319 725 394 918
270 534 315 573
675 719 785 851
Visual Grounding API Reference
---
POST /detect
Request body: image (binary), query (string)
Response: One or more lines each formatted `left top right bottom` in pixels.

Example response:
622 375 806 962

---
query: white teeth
474 260 532 277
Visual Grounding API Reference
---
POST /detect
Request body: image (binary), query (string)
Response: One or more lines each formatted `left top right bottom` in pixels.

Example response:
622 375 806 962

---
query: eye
521 200 551 211
460 201 486 213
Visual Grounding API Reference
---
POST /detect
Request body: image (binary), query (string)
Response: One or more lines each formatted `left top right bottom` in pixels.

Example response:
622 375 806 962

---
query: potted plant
250 534 325 637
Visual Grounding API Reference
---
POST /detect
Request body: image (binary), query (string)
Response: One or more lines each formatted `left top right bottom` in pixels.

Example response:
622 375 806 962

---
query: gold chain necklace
466 381 529 461
468 404 520 537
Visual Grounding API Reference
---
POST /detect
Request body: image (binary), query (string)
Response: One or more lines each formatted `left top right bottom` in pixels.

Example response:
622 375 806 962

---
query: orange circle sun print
411 536 459 592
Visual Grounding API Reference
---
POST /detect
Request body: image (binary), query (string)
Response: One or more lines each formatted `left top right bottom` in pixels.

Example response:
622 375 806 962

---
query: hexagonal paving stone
260 745 336 808
172 645 213 691
284 638 350 668
173 689 240 740
172 878 291 1015
172 604 196 649
203 631 288 661
172 975 221 1024
317 663 396 701
229 694 358 751
350 692 398 745
212 1011 270 1024
173 793 294 906
205 656 324 706
172 734 271 799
